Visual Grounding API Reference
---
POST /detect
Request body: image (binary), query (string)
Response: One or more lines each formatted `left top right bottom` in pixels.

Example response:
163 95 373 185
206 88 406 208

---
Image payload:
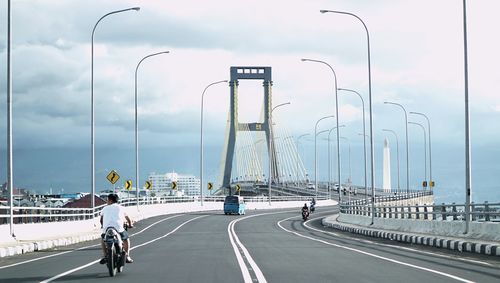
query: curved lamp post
314 115 335 196
327 125 345 200
269 102 290 205
384 101 409 194
315 129 330 196
410 111 433 190
91 7 140 212
199 80 227 206
135 51 169 210
409 122 427 190
7 0 14 236
338 88 367 200
339 136 351 202
302 58 342 201
320 9 375 224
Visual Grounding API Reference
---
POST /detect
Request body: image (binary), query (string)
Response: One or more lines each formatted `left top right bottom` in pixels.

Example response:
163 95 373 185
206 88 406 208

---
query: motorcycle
302 209 309 221
310 202 316 213
103 225 127 277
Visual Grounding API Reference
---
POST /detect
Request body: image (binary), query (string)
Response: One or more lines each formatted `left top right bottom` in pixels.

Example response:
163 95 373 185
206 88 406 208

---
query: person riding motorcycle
100 193 134 264
301 203 309 220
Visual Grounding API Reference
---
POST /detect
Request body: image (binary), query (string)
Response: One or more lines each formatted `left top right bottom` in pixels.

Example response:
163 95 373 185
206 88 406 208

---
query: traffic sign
208 182 213 190
125 180 132 190
145 181 152 190
430 181 435 188
106 170 120 185
236 184 241 192
172 181 177 190
422 181 428 188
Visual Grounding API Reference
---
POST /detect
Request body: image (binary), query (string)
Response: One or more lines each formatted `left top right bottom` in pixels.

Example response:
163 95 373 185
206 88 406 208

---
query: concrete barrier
323 214 500 257
338 213 500 242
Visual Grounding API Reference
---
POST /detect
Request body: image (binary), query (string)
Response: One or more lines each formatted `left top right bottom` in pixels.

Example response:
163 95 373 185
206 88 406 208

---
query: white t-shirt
101 203 127 233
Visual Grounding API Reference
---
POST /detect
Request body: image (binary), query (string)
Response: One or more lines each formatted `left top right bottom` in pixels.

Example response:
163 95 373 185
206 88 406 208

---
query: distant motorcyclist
310 198 316 213
301 203 309 220
302 203 309 213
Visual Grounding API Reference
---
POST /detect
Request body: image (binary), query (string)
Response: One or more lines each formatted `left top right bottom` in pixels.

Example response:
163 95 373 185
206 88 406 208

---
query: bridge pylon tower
220 66 278 195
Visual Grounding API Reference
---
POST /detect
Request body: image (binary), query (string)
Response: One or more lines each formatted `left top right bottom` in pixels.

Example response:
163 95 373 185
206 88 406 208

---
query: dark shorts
101 229 129 241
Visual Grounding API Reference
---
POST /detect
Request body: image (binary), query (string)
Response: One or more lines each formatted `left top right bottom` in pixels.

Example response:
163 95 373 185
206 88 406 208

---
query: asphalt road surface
0 206 499 283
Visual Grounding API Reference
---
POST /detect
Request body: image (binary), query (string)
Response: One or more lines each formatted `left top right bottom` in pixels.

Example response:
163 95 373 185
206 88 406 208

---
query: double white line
227 214 269 283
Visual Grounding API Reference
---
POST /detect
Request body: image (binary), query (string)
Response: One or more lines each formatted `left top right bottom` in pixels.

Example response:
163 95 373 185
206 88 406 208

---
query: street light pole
384 101 409 194
315 129 330 196
135 51 169 211
328 125 345 200
409 112 433 190
7 0 14 236
302 59 342 202
382 129 401 193
200 80 228 206
296 134 310 186
313 115 335 196
463 0 472 234
91 7 140 213
269 102 290 205
320 9 375 223
340 136 351 202
338 88 367 200
409 122 427 190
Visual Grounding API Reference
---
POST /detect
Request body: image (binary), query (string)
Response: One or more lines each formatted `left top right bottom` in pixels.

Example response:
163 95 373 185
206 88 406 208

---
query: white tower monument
383 138 391 192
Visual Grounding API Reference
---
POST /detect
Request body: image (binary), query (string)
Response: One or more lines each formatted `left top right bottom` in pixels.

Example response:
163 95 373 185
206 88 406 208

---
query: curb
322 216 500 257
0 233 101 258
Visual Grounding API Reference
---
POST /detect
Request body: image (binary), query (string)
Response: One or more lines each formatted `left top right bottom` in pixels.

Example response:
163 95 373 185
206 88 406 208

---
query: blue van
224 195 246 215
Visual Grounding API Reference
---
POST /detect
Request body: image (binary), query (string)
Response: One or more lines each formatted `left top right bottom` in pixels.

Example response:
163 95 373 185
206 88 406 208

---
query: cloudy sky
1 0 500 201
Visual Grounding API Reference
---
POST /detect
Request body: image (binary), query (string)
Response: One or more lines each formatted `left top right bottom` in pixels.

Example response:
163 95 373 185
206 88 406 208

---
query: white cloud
0 0 499 150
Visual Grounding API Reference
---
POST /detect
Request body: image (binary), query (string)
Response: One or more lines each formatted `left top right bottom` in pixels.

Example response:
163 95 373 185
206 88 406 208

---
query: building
148 171 200 196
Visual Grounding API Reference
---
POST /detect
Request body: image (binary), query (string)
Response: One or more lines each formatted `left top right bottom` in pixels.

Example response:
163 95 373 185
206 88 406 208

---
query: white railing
0 195 326 225
340 191 500 223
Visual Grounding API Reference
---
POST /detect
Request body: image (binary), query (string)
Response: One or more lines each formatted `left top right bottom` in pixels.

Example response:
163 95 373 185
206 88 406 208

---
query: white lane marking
277 216 475 283
227 219 253 283
0 214 183 270
39 215 206 283
39 260 100 283
227 210 297 283
305 214 493 267
131 215 206 250
129 214 182 237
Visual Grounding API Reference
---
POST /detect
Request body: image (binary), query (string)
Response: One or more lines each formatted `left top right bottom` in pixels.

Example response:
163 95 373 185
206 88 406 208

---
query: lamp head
301 58 307 62
320 10 329 14
132 7 141 11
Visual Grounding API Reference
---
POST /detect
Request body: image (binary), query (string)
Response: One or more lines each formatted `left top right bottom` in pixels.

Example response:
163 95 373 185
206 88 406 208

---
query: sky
1 0 500 202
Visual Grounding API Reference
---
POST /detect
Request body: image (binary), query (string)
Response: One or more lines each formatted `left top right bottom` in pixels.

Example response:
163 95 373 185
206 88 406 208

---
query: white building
148 172 200 196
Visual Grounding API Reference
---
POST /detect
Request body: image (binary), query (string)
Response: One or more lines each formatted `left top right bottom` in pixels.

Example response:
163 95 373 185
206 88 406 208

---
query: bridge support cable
283 129 301 184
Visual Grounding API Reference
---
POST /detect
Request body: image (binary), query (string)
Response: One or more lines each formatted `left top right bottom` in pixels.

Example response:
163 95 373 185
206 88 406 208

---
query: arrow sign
208 182 213 190
145 181 152 190
106 170 120 185
125 180 132 190
172 181 177 190
236 184 241 191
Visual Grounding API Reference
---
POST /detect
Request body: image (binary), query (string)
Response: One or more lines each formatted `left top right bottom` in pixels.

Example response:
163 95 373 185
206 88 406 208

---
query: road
0 206 499 282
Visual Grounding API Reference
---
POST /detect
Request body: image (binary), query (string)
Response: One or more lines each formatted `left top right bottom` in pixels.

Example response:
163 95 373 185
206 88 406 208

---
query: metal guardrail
0 195 326 225
340 192 500 222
